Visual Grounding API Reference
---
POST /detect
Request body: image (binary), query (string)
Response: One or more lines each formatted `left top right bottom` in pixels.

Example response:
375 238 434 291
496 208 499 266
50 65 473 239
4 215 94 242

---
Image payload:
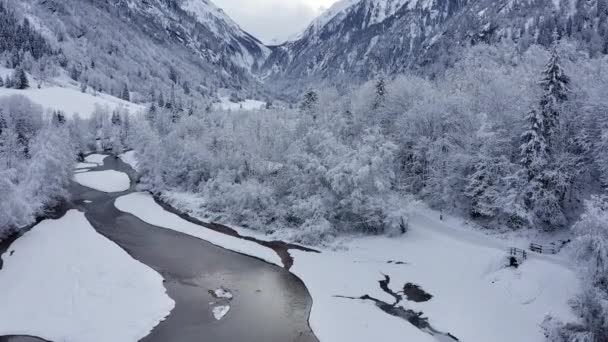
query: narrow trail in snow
0 155 318 342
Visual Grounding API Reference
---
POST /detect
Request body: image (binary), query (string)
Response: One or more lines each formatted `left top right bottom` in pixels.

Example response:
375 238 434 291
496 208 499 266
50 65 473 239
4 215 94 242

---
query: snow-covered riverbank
0 210 174 342
148 193 580 342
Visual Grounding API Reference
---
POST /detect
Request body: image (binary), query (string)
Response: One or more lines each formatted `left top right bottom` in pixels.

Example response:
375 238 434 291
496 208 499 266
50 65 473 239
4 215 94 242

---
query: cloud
213 0 337 44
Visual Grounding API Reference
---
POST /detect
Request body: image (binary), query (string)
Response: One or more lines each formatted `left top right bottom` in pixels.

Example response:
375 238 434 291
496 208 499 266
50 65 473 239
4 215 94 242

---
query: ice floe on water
212 305 230 321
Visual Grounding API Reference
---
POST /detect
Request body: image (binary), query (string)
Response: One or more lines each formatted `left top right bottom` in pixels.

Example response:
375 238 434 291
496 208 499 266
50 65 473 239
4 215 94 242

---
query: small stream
337 275 460 342
0 155 318 342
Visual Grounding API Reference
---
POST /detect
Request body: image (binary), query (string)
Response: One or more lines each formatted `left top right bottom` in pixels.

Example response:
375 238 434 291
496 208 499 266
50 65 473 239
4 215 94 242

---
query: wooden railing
529 240 570 255
509 247 528 260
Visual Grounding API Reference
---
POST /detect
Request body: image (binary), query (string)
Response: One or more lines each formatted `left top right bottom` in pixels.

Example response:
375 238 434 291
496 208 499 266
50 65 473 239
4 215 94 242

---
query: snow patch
74 170 131 193
0 84 144 119
119 151 139 171
0 210 174 342
84 154 108 165
114 192 281 266
214 97 265 111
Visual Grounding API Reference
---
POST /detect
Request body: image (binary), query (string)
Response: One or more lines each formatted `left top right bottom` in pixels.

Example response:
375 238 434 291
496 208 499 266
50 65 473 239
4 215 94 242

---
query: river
0 155 318 342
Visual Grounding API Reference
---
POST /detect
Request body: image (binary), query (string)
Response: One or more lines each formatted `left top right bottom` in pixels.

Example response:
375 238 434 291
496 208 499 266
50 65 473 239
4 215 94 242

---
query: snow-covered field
0 210 174 342
290 213 579 342
0 68 144 119
114 192 281 266
214 96 265 111
74 170 131 193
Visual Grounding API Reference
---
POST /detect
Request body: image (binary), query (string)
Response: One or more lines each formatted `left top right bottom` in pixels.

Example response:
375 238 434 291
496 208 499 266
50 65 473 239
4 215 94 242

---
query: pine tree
521 108 548 181
51 111 66 126
373 77 387 110
111 111 122 126
465 157 506 218
0 76 3 87
12 66 28 89
300 89 319 120
158 92 165 108
539 31 570 142
121 84 130 101
146 102 158 123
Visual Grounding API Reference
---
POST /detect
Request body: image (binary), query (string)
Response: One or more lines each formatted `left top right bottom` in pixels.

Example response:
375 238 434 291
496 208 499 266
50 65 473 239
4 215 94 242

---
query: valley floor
159 190 581 342
0 154 580 342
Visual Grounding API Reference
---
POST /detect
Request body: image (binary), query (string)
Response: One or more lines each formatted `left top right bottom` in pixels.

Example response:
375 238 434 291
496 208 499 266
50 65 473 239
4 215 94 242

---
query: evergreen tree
121 84 130 101
158 92 165 108
521 108 548 181
373 77 387 110
111 111 122 126
12 67 28 89
539 32 570 142
51 111 66 126
300 89 319 120
146 102 158 123
465 157 507 218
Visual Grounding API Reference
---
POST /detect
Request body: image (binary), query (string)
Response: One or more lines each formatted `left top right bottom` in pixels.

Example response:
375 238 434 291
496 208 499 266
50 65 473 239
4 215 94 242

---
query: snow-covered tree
539 34 570 143
12 66 28 89
521 108 548 181
300 89 319 120
544 196 608 341
121 84 130 101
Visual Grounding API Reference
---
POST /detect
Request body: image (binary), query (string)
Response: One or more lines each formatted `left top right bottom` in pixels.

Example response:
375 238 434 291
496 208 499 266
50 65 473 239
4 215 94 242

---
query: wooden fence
509 247 528 260
529 240 570 255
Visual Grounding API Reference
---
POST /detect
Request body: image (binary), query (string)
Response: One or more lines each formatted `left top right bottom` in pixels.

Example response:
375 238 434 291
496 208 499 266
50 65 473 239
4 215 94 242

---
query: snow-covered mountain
10 0 270 100
262 0 608 88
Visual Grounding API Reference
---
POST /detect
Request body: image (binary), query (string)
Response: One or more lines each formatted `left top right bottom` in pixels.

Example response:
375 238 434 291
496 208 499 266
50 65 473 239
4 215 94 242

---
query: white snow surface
114 192 282 266
119 151 140 171
0 86 143 119
74 170 131 193
0 67 144 119
85 154 108 165
161 193 580 342
0 210 174 342
290 210 580 342
214 97 265 111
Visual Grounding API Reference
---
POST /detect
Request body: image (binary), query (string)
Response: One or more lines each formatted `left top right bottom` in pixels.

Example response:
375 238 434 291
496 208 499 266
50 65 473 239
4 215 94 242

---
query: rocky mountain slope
9 0 270 101
262 0 608 89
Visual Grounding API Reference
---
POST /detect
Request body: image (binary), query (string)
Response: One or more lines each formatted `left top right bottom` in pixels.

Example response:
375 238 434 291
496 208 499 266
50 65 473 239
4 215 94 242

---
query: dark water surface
0 155 318 342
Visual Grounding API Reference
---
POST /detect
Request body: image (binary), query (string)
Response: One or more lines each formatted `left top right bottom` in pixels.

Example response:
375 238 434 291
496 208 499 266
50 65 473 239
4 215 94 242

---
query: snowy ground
0 210 174 342
74 170 131 193
0 68 144 119
289 217 579 342
119 151 140 171
214 96 265 111
112 151 581 341
155 194 580 342
114 192 281 266
85 154 108 165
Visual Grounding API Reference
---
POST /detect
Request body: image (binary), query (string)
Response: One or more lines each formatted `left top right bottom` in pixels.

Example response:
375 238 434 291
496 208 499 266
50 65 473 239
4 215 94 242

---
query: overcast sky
213 0 339 44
